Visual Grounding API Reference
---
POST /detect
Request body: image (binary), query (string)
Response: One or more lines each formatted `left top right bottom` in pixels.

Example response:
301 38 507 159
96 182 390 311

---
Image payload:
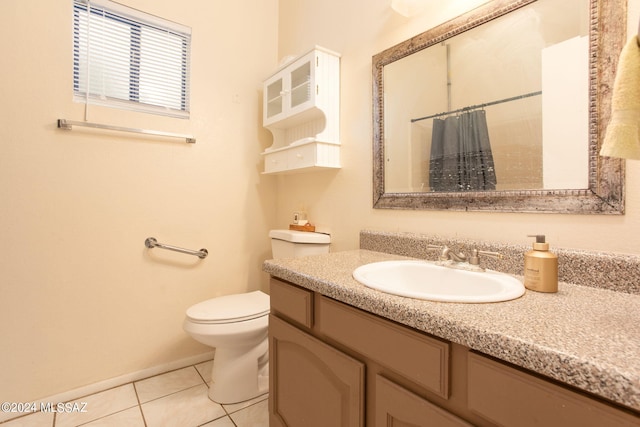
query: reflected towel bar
145 237 208 259
57 119 196 144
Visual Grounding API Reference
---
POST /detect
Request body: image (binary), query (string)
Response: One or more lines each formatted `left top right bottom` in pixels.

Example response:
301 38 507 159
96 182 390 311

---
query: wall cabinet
269 278 640 427
261 47 340 174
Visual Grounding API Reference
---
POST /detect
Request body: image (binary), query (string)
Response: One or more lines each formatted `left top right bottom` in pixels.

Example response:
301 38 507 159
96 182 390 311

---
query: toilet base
208 336 269 404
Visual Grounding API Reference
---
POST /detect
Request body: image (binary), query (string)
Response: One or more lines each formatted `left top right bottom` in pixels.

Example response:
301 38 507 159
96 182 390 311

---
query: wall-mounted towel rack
144 237 208 259
57 119 196 144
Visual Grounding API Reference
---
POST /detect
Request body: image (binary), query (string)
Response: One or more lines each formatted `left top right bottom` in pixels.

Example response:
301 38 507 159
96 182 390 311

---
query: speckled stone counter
360 230 640 295
263 249 640 413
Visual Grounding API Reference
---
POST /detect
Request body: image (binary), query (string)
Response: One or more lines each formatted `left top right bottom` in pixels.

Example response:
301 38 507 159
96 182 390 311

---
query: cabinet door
287 56 314 114
269 315 365 427
264 52 316 127
375 375 473 427
264 76 285 123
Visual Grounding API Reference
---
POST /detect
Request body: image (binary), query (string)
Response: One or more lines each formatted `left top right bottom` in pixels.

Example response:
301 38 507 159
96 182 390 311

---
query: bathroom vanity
264 249 640 426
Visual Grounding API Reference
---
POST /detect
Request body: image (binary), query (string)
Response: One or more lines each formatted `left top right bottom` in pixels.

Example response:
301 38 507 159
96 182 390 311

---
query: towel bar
144 237 208 259
58 119 196 143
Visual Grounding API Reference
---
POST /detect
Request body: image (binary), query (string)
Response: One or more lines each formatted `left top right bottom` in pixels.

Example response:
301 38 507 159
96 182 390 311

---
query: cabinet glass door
289 61 312 109
266 78 284 119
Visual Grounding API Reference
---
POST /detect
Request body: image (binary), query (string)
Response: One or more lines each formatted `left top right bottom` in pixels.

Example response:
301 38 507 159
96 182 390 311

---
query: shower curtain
429 109 496 191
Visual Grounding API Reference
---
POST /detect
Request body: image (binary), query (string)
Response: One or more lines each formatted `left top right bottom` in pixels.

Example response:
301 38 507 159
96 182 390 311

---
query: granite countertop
263 249 640 412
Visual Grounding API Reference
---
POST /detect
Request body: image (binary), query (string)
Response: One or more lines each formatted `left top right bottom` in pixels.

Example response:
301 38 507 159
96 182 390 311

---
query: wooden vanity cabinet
269 278 640 427
269 278 469 427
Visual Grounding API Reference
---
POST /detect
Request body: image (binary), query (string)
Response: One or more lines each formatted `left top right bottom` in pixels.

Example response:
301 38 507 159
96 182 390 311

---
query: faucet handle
469 249 502 266
426 244 451 261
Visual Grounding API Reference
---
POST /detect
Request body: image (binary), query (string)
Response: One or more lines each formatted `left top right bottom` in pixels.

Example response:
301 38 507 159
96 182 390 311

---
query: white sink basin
352 260 525 303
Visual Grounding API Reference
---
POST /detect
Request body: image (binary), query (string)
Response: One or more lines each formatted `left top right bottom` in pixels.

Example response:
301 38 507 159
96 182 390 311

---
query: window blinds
73 0 191 117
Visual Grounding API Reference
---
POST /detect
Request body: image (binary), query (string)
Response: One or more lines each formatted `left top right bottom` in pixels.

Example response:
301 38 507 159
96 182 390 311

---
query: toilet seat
186 291 270 324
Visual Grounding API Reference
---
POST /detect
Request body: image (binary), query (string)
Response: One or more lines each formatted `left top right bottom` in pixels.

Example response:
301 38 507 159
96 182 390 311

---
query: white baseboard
0 351 215 423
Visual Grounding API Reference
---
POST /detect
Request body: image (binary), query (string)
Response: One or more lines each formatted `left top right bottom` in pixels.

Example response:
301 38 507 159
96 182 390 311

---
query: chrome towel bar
57 119 196 144
145 237 208 259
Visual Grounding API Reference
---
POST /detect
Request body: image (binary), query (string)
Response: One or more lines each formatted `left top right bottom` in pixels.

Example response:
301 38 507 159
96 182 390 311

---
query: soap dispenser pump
524 235 558 293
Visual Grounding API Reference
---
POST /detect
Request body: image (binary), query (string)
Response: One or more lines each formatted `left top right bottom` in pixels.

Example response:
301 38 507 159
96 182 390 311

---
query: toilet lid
186 291 270 324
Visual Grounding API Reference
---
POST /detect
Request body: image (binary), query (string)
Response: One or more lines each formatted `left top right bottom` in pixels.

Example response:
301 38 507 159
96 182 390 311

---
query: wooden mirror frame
372 0 626 213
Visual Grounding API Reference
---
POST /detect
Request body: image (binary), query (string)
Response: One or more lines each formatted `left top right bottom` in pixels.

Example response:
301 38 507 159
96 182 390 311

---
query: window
73 0 191 117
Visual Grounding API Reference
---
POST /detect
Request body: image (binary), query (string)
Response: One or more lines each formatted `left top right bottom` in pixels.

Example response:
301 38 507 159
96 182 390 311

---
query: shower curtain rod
410 90 542 123
57 119 196 143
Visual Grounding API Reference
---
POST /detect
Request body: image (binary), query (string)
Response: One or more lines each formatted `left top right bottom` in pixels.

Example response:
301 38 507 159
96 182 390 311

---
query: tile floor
1 360 269 427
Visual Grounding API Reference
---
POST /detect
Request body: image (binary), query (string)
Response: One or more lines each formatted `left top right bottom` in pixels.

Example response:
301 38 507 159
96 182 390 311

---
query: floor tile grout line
132 379 148 427
135 364 209 390
223 394 269 416
133 363 210 406
193 362 211 385
137 405 148 427
64 406 141 427
139 382 207 406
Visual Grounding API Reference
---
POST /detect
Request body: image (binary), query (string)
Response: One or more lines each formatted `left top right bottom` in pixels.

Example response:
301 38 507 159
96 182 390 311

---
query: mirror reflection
373 0 625 213
384 0 589 193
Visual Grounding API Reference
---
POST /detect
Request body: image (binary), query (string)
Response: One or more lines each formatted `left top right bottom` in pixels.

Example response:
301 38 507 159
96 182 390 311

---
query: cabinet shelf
261 46 341 174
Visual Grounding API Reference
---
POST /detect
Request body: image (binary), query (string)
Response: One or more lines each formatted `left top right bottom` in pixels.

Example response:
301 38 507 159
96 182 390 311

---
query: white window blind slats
73 0 191 117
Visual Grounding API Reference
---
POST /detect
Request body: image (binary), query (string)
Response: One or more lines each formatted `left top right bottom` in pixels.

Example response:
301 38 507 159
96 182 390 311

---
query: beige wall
3 0 639 407
0 0 278 402
277 0 640 255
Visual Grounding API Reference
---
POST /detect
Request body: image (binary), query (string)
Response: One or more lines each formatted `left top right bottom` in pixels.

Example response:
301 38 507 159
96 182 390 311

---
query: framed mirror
372 0 626 213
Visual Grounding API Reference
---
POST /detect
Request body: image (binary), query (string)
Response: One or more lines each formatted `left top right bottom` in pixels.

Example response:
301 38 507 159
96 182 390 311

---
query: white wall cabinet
261 47 340 174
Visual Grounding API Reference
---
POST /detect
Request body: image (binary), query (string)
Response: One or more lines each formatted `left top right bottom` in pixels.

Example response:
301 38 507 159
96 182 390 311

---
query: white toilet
183 229 331 404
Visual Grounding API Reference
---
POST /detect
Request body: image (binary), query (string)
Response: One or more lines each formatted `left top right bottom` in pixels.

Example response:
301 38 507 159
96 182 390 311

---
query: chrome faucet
439 246 467 262
427 245 502 271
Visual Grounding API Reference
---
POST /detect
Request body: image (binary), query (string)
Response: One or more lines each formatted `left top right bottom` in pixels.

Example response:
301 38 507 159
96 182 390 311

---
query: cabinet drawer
263 150 288 173
375 375 472 427
468 352 640 427
287 144 317 170
270 278 314 328
317 296 450 398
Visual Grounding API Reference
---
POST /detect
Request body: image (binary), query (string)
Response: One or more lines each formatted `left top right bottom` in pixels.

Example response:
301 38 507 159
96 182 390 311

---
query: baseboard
0 351 215 423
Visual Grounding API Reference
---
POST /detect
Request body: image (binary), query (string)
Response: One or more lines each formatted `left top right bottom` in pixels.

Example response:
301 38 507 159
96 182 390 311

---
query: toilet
183 229 331 404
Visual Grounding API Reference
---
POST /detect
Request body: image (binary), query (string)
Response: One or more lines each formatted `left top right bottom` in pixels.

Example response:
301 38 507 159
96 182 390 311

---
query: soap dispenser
524 235 558 293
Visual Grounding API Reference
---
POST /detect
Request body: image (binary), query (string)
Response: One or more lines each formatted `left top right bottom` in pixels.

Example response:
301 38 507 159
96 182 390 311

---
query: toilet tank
269 229 330 259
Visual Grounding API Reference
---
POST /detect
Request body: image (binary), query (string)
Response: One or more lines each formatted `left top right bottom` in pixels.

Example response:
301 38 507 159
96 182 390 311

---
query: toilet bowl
183 291 270 404
183 229 330 404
